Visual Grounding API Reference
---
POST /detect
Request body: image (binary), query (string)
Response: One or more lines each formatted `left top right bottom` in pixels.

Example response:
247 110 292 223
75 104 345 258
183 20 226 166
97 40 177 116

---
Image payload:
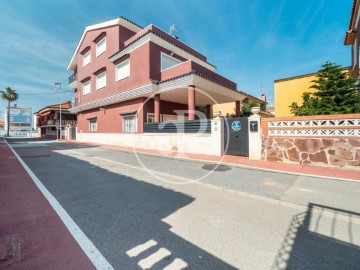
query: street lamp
54 82 62 140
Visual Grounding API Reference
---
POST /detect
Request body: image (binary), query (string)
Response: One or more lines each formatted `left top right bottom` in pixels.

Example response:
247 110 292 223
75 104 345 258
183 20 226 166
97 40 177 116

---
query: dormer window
96 36 106 57
161 52 181 71
83 50 91 67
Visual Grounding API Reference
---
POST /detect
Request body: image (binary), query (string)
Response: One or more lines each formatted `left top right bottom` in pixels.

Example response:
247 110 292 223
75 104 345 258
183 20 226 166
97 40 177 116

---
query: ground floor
3 137 360 269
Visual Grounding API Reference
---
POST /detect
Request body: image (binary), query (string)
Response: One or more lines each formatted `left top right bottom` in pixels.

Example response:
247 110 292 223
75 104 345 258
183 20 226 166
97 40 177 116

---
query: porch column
206 104 212 119
235 101 241 117
154 94 160 122
188 85 196 120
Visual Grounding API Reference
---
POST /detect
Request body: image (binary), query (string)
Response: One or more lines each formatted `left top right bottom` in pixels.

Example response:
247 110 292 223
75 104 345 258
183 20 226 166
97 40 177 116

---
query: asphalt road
7 138 360 270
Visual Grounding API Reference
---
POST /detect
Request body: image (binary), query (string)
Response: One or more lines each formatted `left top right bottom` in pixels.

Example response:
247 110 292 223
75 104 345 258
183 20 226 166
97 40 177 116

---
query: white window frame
160 52 182 71
83 50 91 67
122 114 137 133
96 71 106 90
353 38 358 68
116 59 130 81
146 113 163 123
96 36 106 57
89 118 97 132
83 80 91 95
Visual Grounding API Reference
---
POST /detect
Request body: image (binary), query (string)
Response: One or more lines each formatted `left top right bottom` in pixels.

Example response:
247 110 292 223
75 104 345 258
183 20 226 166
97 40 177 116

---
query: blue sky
0 0 352 117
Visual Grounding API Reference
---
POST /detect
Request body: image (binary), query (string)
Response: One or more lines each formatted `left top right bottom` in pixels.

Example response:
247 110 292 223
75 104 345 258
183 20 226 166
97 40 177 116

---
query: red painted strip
0 139 95 269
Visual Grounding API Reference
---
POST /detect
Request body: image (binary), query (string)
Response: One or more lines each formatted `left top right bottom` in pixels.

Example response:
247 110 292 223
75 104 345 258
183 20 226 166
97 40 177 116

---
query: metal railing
68 73 76 85
143 119 211 133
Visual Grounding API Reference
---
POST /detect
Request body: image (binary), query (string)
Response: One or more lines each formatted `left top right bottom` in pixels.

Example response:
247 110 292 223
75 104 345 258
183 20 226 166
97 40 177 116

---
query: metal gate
224 117 249 156
70 127 76 140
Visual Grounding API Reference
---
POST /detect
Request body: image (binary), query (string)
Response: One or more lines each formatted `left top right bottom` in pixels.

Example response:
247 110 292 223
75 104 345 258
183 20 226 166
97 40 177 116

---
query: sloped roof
67 17 143 70
35 101 72 114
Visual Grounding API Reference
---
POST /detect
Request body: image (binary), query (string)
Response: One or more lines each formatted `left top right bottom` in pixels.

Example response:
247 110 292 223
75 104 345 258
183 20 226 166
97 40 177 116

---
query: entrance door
224 117 249 156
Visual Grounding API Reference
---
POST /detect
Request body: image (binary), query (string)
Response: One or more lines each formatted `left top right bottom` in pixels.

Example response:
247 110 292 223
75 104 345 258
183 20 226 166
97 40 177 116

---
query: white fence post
211 118 224 156
248 107 262 160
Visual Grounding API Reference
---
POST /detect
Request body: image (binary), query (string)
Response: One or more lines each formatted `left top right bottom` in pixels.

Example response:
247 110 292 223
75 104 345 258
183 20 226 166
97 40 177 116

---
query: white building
5 106 32 136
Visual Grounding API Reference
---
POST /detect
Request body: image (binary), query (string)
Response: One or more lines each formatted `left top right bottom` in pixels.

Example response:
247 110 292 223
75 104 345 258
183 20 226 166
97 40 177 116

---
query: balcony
68 73 78 89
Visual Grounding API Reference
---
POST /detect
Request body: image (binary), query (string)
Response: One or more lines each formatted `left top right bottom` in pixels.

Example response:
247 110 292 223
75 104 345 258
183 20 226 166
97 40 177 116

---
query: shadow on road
272 203 360 270
11 141 237 269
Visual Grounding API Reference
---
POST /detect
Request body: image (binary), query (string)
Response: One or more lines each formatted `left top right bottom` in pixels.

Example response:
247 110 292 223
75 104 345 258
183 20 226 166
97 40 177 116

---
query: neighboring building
345 0 360 79
274 67 350 117
212 94 272 118
0 120 5 136
274 72 318 117
67 17 255 142
34 101 77 139
4 106 32 136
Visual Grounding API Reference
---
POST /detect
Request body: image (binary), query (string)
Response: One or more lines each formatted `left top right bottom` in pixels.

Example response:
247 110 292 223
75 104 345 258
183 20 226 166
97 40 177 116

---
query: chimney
261 94 266 103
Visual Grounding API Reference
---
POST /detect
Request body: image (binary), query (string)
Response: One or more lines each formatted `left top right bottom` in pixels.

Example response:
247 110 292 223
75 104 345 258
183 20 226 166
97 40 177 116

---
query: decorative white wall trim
267 118 360 137
268 119 360 127
269 129 360 137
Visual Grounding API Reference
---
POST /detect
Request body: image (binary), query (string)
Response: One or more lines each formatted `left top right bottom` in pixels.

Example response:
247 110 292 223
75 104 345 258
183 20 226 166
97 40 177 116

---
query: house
274 67 350 117
274 72 318 117
212 94 273 118
67 17 256 146
345 0 360 80
34 101 77 139
4 105 32 136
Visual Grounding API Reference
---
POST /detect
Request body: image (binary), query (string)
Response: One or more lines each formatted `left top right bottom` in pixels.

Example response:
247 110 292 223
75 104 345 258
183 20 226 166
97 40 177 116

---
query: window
83 80 91 95
123 114 137 133
161 52 181 71
147 113 162 123
96 71 106 90
83 50 91 67
89 118 97 131
116 59 130 81
96 37 106 57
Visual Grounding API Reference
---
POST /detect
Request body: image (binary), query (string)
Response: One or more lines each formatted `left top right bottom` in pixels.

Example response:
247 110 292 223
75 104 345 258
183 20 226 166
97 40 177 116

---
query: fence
261 114 360 169
143 119 211 133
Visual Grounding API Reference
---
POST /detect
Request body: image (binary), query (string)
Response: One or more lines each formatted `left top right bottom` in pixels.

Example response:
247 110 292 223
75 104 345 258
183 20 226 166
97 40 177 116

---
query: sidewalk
65 139 360 181
0 138 94 269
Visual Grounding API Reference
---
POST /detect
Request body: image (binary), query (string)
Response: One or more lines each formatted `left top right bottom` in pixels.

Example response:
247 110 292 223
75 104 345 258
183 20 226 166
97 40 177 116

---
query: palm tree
0 87 19 137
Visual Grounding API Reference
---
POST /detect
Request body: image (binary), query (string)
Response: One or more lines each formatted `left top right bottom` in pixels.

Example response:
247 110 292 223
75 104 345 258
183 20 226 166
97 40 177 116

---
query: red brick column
188 85 196 120
235 101 240 117
154 94 160 122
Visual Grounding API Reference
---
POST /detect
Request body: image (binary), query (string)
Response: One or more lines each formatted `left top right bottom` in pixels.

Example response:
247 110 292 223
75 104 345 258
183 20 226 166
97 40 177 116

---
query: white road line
138 248 171 269
126 240 158 257
6 140 114 270
163 258 188 270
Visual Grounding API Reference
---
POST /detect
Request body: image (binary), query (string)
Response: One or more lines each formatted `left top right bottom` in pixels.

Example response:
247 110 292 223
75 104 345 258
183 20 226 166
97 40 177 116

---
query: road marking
6 141 114 270
138 248 171 269
126 240 158 257
163 258 188 270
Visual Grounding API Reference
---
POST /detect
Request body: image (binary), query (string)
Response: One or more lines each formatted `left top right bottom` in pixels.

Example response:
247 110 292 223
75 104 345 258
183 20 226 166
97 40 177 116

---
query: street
5 138 360 269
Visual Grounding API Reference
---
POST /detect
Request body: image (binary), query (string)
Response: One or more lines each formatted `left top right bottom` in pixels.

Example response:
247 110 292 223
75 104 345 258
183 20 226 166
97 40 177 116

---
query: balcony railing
68 73 76 85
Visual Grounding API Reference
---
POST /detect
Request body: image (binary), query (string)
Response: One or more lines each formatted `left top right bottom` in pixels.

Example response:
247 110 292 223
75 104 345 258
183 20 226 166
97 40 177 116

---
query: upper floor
345 0 360 79
67 17 237 107
34 101 77 128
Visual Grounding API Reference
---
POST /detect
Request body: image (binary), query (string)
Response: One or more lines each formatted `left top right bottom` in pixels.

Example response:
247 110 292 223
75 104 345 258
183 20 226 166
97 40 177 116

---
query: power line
17 89 72 96
176 6 239 34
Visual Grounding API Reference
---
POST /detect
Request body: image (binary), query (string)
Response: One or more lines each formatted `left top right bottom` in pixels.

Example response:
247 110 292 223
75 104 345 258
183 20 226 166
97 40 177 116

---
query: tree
240 101 257 117
289 62 360 116
0 87 19 137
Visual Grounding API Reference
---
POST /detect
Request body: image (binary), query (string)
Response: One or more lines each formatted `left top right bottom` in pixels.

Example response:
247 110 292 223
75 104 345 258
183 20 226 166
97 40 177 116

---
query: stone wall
262 137 360 170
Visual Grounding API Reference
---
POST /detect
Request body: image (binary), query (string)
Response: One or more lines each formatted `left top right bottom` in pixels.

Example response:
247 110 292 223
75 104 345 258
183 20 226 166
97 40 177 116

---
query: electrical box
250 121 258 132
